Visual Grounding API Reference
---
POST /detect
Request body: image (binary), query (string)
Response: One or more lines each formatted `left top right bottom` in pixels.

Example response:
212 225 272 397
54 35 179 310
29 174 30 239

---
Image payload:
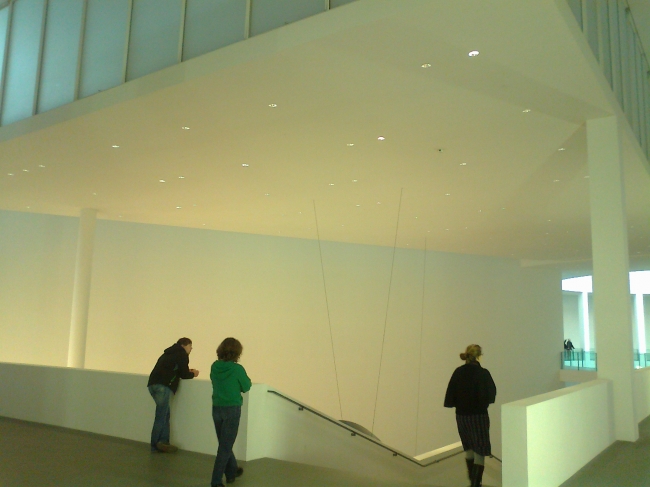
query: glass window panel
79 0 130 99
37 0 84 113
182 0 246 61
330 0 357 8
609 1 623 107
1 0 46 126
0 7 8 102
250 0 325 37
567 0 582 29
126 0 183 81
585 0 598 61
597 0 611 88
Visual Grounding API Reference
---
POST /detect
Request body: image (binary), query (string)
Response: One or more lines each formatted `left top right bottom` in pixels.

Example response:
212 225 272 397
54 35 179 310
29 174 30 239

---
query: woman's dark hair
217 337 243 362
177 337 192 346
460 344 482 363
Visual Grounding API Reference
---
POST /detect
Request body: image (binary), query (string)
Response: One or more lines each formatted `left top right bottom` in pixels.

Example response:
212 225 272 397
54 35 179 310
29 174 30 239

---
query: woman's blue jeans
210 405 241 486
148 384 172 450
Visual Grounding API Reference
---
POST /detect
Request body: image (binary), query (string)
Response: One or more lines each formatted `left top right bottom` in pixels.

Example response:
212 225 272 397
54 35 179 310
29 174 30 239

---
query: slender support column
587 116 638 441
67 208 97 368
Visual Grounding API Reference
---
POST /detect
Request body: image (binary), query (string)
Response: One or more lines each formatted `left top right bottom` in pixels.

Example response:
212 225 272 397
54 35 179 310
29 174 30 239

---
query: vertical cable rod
414 237 427 454
371 187 404 433
312 200 343 420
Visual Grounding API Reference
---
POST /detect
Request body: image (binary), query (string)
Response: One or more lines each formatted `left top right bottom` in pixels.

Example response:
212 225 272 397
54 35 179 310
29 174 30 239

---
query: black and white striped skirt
455 413 491 457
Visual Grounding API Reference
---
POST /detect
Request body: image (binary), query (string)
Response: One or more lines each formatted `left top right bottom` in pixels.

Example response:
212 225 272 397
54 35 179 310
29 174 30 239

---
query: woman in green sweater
210 338 252 487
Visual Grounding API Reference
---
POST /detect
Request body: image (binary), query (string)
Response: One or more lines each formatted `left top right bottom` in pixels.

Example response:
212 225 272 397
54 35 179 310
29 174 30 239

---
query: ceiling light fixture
112 145 120 148
329 183 334 186
178 176 185 179
356 204 361 207
159 179 166 183
242 164 249 167
269 103 277 107
377 136 385 141
553 179 560 182
468 50 480 57
176 206 182 209
445 193 451 196
352 179 358 182
347 143 354 147
421 63 432 68
38 165 45 168
7 173 14 176
181 126 190 130
558 147 566 151
460 163 467 166
522 109 531 113
264 193 270 196
22 169 29 172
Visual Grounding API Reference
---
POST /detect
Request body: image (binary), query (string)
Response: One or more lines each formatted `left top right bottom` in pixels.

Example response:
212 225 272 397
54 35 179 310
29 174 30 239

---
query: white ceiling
0 0 649 266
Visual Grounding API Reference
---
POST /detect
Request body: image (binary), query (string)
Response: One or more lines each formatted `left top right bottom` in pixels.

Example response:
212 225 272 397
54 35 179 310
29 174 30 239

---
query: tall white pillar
587 116 638 441
67 208 98 368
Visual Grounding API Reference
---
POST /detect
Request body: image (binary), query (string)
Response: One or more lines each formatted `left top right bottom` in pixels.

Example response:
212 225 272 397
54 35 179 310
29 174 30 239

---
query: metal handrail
268 389 466 467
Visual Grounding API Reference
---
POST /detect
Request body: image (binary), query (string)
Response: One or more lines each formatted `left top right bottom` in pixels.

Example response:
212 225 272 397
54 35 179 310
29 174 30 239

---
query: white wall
0 210 564 457
502 379 614 487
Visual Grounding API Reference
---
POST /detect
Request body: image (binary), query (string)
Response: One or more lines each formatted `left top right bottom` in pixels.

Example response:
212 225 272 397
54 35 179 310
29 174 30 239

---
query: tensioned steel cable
414 237 427 454
371 188 404 434
313 200 343 420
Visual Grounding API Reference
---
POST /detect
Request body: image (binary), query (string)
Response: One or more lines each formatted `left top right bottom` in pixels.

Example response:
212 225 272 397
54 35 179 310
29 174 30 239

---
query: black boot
471 464 484 487
465 459 474 484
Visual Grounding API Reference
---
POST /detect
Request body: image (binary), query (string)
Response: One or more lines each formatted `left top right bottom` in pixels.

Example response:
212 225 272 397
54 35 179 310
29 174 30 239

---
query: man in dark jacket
147 337 199 452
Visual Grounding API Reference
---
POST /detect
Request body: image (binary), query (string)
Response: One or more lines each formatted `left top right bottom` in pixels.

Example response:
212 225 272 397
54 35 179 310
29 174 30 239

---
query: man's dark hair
217 337 243 362
177 337 192 347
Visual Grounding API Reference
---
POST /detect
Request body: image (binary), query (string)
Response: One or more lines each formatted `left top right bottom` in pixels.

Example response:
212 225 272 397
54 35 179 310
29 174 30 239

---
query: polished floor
4 415 650 487
0 417 480 487
560 416 650 487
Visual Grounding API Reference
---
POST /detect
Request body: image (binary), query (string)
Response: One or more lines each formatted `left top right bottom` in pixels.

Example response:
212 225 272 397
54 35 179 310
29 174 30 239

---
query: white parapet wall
502 379 614 487
0 362 482 484
634 367 650 423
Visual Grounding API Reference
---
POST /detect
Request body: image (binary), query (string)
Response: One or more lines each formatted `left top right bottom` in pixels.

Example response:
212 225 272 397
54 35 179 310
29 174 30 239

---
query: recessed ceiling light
26 206 30 209
553 179 560 182
445 193 451 196
178 176 185 179
176 206 182 209
242 164 249 167
377 201 381 205
347 143 354 147
377 136 385 141
7 173 14 176
269 103 277 107
468 50 480 57
159 179 166 183
460 163 467 166
329 183 334 186
92 192 97 196
415 216 418 219
181 126 190 130
38 165 45 168
112 145 120 148
356 204 361 207
558 147 566 151
352 179 358 182
421 63 431 68
264 193 270 196
22 169 29 172
522 109 531 113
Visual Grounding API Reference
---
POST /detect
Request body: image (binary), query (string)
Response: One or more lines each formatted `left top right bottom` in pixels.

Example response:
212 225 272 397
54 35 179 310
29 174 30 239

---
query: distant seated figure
564 339 575 351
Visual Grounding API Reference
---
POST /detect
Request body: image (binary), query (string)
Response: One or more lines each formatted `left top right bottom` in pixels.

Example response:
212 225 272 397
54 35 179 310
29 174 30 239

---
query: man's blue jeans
210 406 241 486
148 384 172 451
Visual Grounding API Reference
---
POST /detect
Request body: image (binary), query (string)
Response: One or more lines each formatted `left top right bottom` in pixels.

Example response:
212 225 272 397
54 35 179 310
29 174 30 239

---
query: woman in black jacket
444 344 496 487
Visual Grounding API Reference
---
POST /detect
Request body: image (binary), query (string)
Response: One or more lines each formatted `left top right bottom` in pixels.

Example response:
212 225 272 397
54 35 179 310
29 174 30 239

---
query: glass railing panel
561 349 597 371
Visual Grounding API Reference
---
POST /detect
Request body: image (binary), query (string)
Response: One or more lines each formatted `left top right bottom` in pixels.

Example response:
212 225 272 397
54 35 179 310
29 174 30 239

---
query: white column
67 208 98 368
587 116 638 441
